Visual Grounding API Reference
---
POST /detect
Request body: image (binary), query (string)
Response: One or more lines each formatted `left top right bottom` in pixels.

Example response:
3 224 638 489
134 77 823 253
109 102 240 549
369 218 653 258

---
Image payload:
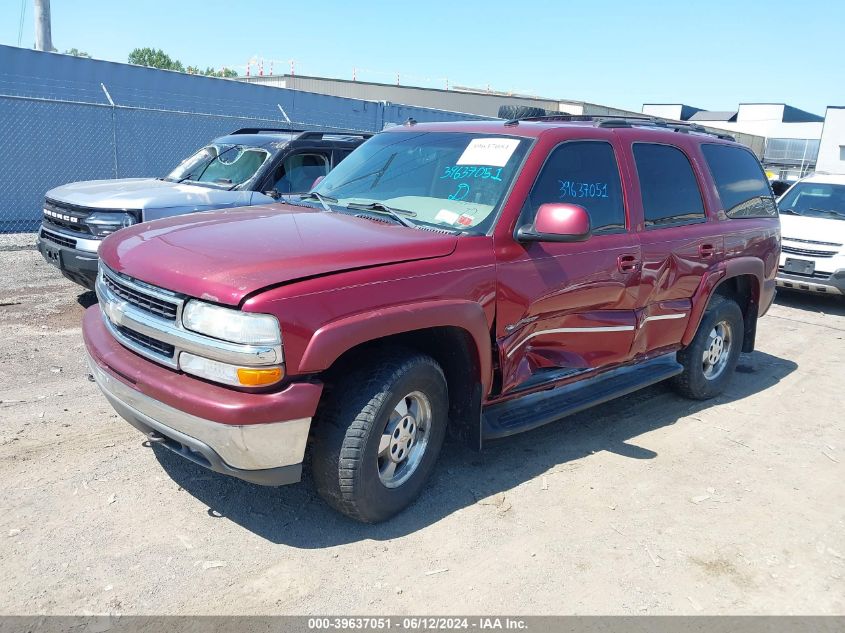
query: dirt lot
1 241 843 616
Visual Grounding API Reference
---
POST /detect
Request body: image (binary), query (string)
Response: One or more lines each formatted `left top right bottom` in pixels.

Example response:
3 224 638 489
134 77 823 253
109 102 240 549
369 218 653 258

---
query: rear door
495 137 642 394
619 136 723 357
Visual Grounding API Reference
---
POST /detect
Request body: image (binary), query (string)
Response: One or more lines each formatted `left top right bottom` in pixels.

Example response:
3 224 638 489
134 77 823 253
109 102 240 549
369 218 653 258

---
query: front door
496 139 641 394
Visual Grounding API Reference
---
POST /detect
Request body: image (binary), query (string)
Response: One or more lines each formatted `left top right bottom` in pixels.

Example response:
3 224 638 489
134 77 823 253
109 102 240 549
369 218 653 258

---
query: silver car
37 128 368 289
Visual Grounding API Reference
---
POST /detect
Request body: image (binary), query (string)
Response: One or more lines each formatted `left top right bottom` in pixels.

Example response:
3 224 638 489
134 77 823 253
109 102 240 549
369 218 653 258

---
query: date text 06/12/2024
307 616 528 630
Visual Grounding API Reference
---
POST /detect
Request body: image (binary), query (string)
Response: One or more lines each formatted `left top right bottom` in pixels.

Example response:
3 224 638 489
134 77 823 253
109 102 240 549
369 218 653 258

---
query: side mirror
310 175 325 190
516 203 591 243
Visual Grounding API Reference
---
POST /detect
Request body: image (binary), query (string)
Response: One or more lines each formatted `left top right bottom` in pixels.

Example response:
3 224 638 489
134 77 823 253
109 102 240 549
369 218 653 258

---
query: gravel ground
1 245 843 616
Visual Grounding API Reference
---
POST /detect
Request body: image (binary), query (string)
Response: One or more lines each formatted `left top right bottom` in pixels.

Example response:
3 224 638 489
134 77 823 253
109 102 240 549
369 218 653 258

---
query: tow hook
146 432 167 444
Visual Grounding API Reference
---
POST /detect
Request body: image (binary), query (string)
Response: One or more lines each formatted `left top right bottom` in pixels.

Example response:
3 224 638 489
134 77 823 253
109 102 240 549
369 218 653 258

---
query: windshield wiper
346 201 417 228
808 207 845 219
778 207 800 215
299 191 337 212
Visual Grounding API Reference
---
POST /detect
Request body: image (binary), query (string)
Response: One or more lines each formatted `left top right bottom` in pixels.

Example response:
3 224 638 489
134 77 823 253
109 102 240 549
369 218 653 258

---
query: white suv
776 173 845 296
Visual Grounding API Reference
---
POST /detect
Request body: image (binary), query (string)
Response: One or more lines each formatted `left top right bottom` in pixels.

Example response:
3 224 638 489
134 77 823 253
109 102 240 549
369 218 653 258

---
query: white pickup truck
776 173 845 296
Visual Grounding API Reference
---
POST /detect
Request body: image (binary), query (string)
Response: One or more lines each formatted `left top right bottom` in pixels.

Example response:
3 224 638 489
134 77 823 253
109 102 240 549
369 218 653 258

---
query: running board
482 353 683 439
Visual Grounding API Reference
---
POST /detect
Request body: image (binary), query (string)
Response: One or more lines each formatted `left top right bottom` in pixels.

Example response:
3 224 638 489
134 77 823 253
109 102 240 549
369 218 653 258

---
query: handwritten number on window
440 166 503 181
558 180 608 200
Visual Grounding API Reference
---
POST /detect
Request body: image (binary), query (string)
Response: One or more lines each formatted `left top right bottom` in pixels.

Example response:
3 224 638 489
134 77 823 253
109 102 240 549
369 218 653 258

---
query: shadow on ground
77 291 98 309
153 349 797 547
774 288 845 316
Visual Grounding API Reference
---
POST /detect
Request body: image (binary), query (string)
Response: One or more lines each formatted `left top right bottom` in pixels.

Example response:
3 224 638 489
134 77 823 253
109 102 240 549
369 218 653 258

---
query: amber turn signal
237 366 284 386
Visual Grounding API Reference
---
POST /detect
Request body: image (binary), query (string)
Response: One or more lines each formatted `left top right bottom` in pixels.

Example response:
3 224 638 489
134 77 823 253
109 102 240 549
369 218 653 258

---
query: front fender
297 300 494 395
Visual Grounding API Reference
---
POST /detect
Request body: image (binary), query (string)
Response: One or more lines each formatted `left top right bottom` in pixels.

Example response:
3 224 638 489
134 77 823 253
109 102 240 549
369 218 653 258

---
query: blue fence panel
0 96 114 232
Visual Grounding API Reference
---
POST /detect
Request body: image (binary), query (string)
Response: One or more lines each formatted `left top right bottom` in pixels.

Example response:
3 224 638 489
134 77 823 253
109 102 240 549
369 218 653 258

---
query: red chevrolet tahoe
83 117 780 522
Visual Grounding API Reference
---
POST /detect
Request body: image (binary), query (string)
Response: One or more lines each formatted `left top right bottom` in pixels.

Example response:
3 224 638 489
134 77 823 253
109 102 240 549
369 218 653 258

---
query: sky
3 0 844 115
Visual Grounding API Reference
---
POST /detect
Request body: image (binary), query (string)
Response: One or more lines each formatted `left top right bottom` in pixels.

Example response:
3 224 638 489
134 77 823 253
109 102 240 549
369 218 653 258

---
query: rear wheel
672 295 744 400
311 350 448 522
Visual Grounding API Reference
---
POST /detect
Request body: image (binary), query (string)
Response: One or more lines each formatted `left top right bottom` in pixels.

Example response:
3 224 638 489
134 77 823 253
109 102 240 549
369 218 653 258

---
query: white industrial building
816 106 845 174
240 74 765 154
643 103 824 180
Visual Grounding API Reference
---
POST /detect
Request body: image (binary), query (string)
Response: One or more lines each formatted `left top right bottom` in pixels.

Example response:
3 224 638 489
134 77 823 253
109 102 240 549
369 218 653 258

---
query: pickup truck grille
781 245 837 258
40 227 76 249
102 271 179 321
782 236 842 247
114 324 176 358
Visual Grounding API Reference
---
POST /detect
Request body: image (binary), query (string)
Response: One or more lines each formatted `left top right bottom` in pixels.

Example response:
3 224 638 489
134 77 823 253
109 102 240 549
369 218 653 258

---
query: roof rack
295 131 374 141
230 128 374 141
503 115 735 141
230 127 304 135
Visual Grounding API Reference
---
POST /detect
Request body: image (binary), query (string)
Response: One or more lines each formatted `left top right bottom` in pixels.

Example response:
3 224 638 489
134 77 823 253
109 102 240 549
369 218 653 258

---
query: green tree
187 65 238 78
127 47 184 72
64 48 90 58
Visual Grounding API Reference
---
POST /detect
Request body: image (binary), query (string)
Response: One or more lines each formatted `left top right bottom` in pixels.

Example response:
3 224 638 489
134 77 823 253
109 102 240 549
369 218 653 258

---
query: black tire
672 295 744 400
497 105 549 120
311 350 448 523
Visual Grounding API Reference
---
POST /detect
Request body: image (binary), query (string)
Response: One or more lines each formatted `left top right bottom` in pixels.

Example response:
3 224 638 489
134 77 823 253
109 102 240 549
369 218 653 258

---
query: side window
333 149 353 167
273 153 330 193
701 144 777 218
525 141 626 234
633 143 706 228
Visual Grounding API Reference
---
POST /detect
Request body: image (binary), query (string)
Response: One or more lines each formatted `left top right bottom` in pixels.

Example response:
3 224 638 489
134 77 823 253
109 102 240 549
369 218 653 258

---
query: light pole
34 0 53 52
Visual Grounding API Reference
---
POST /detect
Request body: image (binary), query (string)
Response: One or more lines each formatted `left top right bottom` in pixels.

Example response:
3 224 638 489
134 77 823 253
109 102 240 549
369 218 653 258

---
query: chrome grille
96 264 282 371
102 270 179 321
782 236 842 247
781 245 836 258
40 227 76 249
114 324 175 358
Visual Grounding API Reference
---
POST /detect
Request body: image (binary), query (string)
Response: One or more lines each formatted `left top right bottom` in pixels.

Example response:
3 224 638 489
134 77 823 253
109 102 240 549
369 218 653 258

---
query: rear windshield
778 182 845 221
165 144 270 188
313 131 529 232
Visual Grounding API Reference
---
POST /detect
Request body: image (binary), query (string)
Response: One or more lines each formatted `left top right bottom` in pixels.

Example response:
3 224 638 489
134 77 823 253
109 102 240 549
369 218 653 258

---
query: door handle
699 244 715 258
617 254 639 273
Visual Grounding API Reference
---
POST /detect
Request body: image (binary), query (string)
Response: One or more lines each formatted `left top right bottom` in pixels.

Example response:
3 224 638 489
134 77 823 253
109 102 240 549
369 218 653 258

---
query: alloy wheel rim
377 391 432 488
702 320 732 380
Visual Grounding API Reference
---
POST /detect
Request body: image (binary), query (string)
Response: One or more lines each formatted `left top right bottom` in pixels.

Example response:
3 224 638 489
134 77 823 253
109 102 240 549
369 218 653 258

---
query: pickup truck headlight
179 352 283 387
181 300 281 346
84 212 137 237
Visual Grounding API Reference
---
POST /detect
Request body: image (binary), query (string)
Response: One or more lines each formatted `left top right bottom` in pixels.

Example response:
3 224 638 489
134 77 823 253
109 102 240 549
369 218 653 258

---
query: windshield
779 182 845 220
313 131 529 232
165 144 270 188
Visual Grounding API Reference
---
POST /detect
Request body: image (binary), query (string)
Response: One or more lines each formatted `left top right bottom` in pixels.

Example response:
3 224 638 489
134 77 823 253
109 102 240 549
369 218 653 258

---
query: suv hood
46 178 254 213
780 214 845 245
99 205 459 305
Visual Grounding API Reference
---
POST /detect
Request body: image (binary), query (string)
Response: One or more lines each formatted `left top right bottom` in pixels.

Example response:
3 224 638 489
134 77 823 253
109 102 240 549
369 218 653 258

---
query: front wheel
672 295 744 400
311 350 448 522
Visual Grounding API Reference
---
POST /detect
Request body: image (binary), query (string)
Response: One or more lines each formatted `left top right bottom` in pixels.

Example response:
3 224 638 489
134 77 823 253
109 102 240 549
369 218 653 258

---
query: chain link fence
0 45 492 234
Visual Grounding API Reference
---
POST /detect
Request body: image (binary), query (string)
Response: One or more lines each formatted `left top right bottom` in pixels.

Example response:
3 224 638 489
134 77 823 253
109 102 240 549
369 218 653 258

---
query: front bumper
776 268 845 296
37 226 101 290
83 307 323 486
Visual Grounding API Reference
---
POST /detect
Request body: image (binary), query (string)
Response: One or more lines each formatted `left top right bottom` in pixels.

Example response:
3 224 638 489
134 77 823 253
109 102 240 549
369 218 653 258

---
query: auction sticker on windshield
457 138 520 167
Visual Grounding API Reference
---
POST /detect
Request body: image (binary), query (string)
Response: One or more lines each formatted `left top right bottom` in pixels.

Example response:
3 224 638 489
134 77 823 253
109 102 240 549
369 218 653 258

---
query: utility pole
34 0 53 52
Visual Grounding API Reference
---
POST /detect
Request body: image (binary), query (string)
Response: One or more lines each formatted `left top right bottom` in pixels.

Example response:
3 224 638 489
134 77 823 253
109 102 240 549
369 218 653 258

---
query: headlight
180 352 283 387
85 212 137 237
181 300 281 346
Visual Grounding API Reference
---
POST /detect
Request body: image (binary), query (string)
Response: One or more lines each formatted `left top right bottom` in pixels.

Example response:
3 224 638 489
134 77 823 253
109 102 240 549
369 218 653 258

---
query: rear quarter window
701 144 777 218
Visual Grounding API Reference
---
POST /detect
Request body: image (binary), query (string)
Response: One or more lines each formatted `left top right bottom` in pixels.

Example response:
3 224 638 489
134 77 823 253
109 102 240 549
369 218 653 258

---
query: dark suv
37 128 369 289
